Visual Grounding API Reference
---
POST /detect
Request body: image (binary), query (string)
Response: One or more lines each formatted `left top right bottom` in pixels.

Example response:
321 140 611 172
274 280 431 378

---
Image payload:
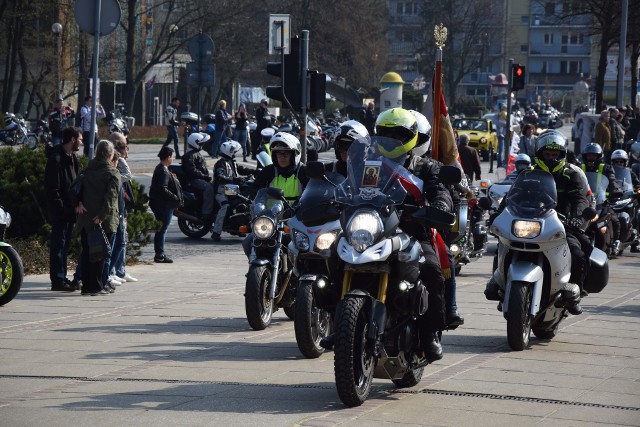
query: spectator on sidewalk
163 97 182 159
457 134 482 183
211 100 232 158
76 140 121 296
234 104 249 162
44 127 83 292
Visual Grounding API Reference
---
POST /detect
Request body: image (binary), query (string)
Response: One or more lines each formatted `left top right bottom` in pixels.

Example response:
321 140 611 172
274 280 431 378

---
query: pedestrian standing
252 99 271 159
163 97 182 159
44 127 83 292
496 106 507 168
211 100 231 158
457 134 482 183
75 140 121 296
234 103 249 162
149 146 183 263
80 96 106 157
519 124 537 159
359 102 377 135
48 97 73 146
595 110 612 160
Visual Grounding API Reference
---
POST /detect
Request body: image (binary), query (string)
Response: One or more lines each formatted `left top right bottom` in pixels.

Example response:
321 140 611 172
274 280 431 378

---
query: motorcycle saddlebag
583 247 609 294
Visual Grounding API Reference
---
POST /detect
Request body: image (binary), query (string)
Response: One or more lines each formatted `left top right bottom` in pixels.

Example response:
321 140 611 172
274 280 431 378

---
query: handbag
87 224 112 262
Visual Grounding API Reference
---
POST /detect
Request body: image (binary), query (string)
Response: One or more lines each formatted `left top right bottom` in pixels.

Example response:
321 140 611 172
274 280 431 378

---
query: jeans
110 216 127 278
211 129 226 157
151 205 174 257
190 179 214 216
102 230 118 286
234 129 249 158
49 220 75 285
212 193 229 235
164 126 180 156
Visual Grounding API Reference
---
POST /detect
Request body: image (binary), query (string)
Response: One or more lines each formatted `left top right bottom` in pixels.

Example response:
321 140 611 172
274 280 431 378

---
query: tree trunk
2 21 17 112
124 0 138 118
594 34 611 112
13 22 27 114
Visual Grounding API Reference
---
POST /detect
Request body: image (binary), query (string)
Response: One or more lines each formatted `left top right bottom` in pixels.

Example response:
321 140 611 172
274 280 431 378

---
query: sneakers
108 275 124 286
211 232 221 242
154 255 174 263
118 273 138 282
51 280 75 292
104 284 116 293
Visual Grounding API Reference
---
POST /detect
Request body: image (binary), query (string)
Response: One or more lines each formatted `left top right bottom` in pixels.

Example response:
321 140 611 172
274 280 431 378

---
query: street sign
268 14 290 55
186 63 215 86
74 0 121 36
188 33 215 63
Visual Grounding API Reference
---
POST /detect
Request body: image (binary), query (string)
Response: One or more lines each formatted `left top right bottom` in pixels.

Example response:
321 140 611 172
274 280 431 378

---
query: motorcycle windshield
506 169 557 218
296 171 344 224
613 167 634 192
335 136 417 208
585 171 609 206
251 188 285 218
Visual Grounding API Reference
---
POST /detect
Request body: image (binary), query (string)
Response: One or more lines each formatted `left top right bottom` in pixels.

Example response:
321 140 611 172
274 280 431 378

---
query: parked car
452 117 498 161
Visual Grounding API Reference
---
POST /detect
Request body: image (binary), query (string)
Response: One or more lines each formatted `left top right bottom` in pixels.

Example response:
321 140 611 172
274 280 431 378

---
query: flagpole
432 24 447 162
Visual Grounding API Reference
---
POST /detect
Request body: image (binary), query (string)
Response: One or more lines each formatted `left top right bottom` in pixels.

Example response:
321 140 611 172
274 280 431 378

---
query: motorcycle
169 165 252 239
0 113 38 148
487 169 608 351
611 167 640 255
289 170 344 358
447 185 487 275
106 106 131 136
35 119 51 147
244 187 297 330
0 206 24 306
324 136 458 407
585 171 616 255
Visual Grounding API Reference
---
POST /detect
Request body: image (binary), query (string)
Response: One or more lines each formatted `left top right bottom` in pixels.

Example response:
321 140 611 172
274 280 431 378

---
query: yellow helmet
374 108 418 159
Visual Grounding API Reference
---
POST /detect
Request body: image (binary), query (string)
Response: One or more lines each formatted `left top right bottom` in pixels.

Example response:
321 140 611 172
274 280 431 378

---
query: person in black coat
44 127 82 291
149 147 184 263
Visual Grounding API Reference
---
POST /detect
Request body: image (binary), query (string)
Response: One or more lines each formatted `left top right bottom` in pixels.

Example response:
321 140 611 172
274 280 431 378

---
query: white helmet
270 132 301 168
334 120 368 160
187 132 210 150
219 140 242 159
408 110 432 158
611 149 628 166
514 153 531 171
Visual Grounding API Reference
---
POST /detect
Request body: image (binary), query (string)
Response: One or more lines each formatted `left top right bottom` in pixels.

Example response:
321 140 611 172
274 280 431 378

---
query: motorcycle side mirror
224 184 240 196
267 187 285 200
582 207 597 221
306 161 326 180
438 165 462 186
478 197 493 211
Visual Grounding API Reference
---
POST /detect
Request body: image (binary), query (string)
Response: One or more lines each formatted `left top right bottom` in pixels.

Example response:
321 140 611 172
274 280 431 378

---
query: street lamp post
52 22 63 97
169 24 179 95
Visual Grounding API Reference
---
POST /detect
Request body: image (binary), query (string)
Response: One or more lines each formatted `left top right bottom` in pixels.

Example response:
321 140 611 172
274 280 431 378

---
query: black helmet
582 143 603 168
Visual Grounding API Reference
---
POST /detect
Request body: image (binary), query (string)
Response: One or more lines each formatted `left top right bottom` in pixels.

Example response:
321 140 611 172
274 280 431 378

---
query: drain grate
391 388 640 412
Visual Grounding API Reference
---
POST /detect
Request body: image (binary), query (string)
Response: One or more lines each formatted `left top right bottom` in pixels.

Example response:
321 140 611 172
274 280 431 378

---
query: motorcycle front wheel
506 281 533 351
0 246 24 306
294 281 331 358
334 297 375 407
177 218 209 239
245 264 274 330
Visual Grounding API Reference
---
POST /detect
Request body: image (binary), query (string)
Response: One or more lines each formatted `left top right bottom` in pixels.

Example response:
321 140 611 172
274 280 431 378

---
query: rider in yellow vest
243 132 309 257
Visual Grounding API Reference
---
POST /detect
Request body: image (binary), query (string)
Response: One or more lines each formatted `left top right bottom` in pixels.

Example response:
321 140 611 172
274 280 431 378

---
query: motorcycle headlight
512 220 541 239
253 216 275 239
315 231 338 251
293 229 310 251
449 243 460 256
347 210 383 253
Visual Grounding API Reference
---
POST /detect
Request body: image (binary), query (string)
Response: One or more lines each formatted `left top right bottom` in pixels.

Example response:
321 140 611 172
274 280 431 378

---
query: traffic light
308 71 326 111
266 35 302 111
511 64 526 91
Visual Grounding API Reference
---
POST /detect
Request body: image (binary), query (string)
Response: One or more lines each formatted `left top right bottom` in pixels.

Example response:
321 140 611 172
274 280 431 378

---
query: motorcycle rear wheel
334 298 375 407
294 281 331 358
506 281 533 351
0 246 24 306
245 265 274 330
177 218 209 239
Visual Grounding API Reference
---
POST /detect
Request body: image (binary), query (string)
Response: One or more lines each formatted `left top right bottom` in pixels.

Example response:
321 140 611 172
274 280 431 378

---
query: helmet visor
375 125 416 143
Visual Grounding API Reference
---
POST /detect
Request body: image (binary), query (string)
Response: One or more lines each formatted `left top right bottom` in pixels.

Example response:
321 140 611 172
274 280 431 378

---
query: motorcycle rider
581 143 622 252
211 140 252 242
610 149 640 253
326 120 369 178
243 132 309 257
487 132 590 314
182 132 215 223
375 108 454 361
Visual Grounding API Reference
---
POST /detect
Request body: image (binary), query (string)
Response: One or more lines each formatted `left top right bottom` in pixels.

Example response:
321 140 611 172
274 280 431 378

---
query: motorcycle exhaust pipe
173 210 203 224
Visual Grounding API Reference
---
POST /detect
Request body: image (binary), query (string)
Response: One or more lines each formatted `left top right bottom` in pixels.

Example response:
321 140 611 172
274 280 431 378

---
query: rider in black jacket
182 132 215 221
325 120 369 178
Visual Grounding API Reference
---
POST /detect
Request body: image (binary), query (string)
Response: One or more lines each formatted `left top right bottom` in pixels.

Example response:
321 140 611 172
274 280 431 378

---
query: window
544 33 554 45
545 2 555 16
397 2 403 14
562 1 583 13
560 61 581 74
521 15 529 25
562 32 584 46
541 61 548 73
521 44 529 52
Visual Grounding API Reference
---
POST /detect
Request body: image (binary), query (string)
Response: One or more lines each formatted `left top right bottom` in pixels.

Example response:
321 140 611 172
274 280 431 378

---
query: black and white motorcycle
0 113 38 148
